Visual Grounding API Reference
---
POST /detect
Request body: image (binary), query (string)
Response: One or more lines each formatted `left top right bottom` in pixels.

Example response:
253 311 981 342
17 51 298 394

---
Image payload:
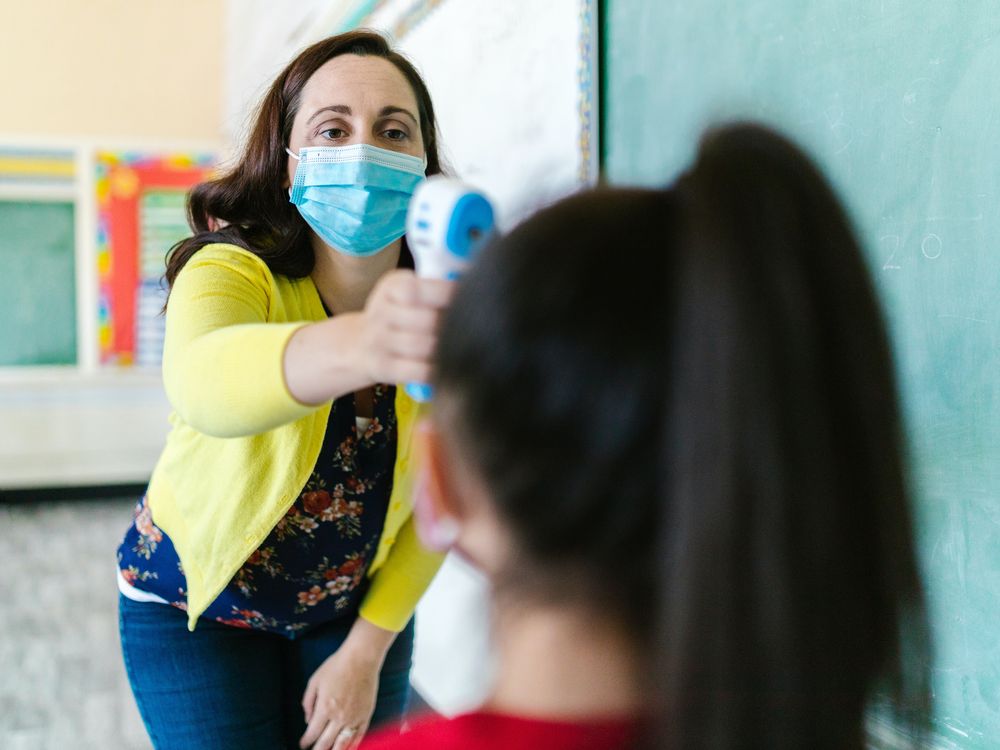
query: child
363 123 929 749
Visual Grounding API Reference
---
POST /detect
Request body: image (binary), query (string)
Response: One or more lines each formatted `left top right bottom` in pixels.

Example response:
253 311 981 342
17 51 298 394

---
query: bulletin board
0 148 78 366
96 152 214 366
0 200 77 366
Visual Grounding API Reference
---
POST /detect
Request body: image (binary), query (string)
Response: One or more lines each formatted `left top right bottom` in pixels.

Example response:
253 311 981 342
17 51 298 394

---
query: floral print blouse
116 384 398 638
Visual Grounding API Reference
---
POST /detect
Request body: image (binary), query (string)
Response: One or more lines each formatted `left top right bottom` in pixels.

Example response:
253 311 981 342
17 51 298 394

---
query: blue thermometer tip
406 382 435 402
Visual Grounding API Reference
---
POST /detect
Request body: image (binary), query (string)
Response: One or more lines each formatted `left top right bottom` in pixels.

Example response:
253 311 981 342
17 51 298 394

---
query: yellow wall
0 0 224 142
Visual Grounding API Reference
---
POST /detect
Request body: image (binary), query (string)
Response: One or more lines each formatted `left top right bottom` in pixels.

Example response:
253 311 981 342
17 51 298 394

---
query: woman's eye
382 129 408 141
320 128 348 140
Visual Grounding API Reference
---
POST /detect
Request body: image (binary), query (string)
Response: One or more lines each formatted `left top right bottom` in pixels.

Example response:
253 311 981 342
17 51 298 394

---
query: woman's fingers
414 277 456 308
303 720 367 750
383 329 437 360
358 269 457 385
309 720 345 750
382 271 455 309
302 679 317 725
299 712 326 749
333 724 367 750
385 358 432 386
384 305 440 334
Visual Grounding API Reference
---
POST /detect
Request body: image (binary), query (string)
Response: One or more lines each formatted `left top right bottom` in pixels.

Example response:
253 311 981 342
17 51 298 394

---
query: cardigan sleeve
358 515 446 632
162 244 316 438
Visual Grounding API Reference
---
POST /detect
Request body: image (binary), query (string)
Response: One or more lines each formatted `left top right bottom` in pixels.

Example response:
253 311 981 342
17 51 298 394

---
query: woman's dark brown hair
433 123 930 748
165 30 443 288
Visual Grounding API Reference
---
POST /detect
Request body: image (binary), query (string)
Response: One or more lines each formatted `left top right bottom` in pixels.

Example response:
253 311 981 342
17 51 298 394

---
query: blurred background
0 1 594 748
6 1 1000 749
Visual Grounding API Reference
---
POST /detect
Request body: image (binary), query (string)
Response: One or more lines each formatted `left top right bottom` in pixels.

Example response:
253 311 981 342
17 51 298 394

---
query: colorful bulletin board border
385 0 446 39
96 151 214 365
336 0 445 40
0 147 75 188
338 0 393 31
578 0 597 183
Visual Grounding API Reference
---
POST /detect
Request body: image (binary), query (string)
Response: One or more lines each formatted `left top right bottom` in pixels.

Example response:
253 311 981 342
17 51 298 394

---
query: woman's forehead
301 54 418 112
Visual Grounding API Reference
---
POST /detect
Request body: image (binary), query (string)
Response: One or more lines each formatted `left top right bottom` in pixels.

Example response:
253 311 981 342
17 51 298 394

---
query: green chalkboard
0 200 77 365
604 2 1000 746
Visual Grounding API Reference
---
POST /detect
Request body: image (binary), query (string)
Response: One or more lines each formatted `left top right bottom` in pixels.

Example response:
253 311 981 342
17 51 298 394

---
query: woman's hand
299 647 379 750
284 270 454 407
355 270 454 385
299 617 398 750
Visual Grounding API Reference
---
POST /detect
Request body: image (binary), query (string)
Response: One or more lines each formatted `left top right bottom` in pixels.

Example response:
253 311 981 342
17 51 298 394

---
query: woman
116 32 448 750
364 124 930 749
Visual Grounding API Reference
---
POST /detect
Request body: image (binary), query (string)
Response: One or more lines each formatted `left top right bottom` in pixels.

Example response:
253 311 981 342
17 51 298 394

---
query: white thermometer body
405 177 496 401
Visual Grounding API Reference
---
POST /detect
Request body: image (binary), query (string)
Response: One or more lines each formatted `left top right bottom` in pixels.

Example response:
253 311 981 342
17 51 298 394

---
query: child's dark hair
433 123 929 748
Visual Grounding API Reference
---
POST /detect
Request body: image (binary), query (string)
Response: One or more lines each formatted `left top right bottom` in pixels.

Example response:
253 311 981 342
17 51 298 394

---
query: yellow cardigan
147 243 444 632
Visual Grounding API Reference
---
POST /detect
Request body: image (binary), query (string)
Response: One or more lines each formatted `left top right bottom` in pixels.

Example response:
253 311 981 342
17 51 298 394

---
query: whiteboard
362 0 596 227
350 0 598 712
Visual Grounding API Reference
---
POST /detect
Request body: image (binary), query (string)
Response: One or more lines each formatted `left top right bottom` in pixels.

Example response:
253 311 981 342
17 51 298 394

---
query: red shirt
362 711 637 750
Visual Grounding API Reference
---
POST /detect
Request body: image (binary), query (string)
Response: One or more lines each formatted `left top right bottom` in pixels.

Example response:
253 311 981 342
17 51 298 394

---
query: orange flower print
325 575 353 595
233 568 256 598
273 516 293 541
302 490 333 516
296 515 319 533
133 497 162 543
359 417 383 442
121 565 157 586
339 558 362 577
242 546 282 579
217 618 252 629
297 586 327 607
333 437 358 472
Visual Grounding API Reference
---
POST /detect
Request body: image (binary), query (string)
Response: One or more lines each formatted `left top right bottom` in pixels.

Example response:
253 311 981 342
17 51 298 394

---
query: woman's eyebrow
305 104 417 126
378 106 418 124
307 104 351 125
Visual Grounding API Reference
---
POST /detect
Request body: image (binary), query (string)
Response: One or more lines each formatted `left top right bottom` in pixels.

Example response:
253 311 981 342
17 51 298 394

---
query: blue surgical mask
287 143 426 257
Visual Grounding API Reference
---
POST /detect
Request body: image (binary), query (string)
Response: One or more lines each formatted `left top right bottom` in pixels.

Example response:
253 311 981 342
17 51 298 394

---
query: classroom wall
0 0 225 142
223 0 334 148
0 1 226 489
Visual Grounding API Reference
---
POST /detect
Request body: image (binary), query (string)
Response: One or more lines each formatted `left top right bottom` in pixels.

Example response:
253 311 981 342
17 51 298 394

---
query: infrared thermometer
405 176 496 402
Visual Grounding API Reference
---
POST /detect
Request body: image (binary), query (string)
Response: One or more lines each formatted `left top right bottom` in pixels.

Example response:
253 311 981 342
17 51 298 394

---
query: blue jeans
119 596 413 750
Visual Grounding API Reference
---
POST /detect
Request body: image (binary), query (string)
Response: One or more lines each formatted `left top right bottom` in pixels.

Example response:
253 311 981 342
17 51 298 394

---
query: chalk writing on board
881 232 946 269
922 233 943 259
881 234 902 271
938 314 988 324
927 214 984 223
824 101 854 155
